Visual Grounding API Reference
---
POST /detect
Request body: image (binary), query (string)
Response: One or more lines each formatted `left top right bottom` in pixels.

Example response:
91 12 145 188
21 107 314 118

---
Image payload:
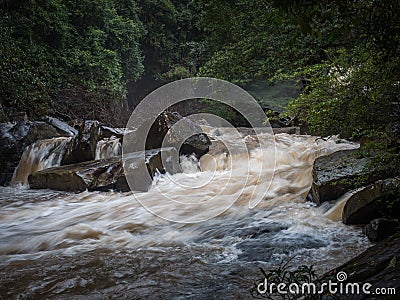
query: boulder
40 116 77 136
321 232 400 300
308 149 373 205
366 218 399 242
29 147 182 192
61 120 100 165
99 125 124 140
342 177 400 224
129 112 211 157
0 121 64 185
12 120 60 145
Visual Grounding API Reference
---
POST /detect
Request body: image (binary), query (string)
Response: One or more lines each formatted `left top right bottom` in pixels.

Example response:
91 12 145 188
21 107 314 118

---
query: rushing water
95 137 122 160
11 137 72 186
0 132 369 299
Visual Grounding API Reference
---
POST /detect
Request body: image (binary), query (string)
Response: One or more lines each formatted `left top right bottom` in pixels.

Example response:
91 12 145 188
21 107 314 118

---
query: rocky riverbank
309 148 400 297
321 232 400 299
0 112 212 191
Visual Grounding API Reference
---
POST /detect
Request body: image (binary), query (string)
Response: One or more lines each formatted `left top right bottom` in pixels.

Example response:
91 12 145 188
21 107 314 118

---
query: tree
0 0 145 124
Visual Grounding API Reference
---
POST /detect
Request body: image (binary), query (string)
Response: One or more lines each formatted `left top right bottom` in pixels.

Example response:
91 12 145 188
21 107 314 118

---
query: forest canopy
1 0 399 146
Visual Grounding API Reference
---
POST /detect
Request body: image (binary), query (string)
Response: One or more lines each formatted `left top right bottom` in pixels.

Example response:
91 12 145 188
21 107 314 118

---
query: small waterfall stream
11 137 123 187
11 137 72 186
95 137 122 160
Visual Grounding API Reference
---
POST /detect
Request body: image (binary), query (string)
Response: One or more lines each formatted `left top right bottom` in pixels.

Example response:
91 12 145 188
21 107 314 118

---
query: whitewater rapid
0 132 369 299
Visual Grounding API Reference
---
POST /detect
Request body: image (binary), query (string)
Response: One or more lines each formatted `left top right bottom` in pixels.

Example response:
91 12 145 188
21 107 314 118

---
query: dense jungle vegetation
1 0 399 153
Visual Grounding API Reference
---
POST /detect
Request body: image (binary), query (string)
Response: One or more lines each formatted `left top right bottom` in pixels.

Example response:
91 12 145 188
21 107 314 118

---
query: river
0 131 369 299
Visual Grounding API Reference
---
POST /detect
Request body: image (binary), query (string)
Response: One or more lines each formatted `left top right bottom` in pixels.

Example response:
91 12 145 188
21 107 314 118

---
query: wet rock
14 121 60 145
308 149 373 205
29 147 181 192
0 121 63 185
40 116 77 136
321 232 400 300
366 218 399 242
272 127 300 134
99 125 124 140
61 120 100 165
342 178 400 224
130 112 211 157
235 127 273 136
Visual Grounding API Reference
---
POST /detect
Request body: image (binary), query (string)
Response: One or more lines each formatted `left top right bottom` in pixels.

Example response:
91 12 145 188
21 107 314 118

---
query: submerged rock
29 147 181 192
308 149 373 205
342 177 400 224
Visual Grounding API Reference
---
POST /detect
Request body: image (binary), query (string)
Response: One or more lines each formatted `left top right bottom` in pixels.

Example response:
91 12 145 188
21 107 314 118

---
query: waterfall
11 137 72 186
95 137 122 160
324 188 363 222
11 136 122 187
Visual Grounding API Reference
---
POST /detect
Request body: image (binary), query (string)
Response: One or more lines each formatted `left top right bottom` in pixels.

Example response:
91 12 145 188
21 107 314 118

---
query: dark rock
308 149 373 205
342 178 400 224
366 218 399 242
61 120 100 165
321 232 400 299
129 112 211 157
99 125 124 140
272 127 300 135
41 116 78 136
179 133 210 157
0 121 63 185
22 121 62 145
29 147 182 192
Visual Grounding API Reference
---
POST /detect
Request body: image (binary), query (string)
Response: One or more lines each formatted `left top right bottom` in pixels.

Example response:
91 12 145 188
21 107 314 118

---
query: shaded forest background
1 0 399 145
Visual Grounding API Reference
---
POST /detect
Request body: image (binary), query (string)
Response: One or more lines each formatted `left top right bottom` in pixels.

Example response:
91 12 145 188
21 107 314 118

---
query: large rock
61 120 100 165
321 232 400 300
308 149 373 205
29 147 181 192
99 125 124 140
366 218 399 242
0 120 65 185
40 116 77 136
130 112 211 157
342 177 400 224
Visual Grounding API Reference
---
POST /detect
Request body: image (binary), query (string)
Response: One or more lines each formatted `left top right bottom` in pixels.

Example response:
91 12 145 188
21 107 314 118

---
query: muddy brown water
0 132 369 299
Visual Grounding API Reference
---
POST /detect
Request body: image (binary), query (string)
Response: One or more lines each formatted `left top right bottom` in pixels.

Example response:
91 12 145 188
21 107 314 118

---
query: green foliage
198 0 399 142
197 0 400 183
200 100 250 127
1 0 399 144
283 47 400 139
251 259 318 299
0 0 144 120
198 0 324 82
138 0 204 80
0 10 54 115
